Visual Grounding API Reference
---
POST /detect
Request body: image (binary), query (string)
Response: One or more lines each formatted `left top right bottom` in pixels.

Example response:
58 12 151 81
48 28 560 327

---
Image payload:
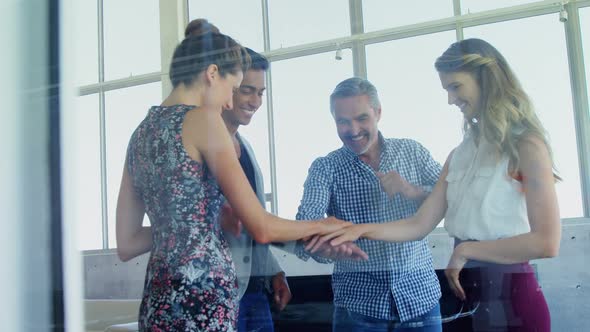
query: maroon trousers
456 240 551 332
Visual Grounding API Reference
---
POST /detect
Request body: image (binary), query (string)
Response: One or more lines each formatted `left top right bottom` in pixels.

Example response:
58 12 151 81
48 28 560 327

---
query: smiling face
333 94 381 157
222 69 266 127
439 71 481 121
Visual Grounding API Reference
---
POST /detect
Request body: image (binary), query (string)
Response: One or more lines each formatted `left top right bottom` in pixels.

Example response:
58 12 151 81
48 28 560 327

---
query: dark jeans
332 303 442 332
238 291 274 332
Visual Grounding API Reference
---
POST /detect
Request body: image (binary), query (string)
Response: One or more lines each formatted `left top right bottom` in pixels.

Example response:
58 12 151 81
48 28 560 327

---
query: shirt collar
341 131 387 166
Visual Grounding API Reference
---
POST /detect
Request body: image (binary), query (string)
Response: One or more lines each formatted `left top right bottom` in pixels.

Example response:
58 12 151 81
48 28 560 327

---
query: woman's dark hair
169 19 250 88
184 18 220 37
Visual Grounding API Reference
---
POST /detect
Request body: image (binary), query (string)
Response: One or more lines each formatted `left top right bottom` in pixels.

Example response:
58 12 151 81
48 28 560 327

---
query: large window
363 0 454 33
268 0 350 48
366 30 460 164
103 0 161 80
460 0 538 14
66 1 163 250
68 2 590 242
66 95 102 251
105 82 162 247
73 0 98 87
188 0 264 51
464 14 583 218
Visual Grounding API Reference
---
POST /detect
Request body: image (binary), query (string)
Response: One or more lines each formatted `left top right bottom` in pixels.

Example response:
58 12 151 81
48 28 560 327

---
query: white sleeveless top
444 130 530 241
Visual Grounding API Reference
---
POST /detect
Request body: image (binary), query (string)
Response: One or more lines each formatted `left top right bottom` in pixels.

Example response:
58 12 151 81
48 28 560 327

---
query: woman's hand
445 243 469 301
306 224 367 253
317 216 352 235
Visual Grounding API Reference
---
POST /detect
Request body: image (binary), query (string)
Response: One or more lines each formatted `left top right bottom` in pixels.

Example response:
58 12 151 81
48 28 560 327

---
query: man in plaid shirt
297 77 443 331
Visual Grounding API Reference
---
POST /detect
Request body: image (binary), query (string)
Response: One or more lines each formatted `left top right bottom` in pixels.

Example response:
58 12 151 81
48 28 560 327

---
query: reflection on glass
103 0 161 81
465 14 583 218
63 94 103 250
105 82 162 248
366 31 460 165
268 0 350 49
272 50 353 221
461 0 538 14
363 0 453 33
581 7 590 124
73 0 98 86
188 0 264 51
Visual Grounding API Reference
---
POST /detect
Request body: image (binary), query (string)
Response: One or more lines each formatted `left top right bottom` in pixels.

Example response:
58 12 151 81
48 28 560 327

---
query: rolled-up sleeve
295 157 334 263
415 142 442 192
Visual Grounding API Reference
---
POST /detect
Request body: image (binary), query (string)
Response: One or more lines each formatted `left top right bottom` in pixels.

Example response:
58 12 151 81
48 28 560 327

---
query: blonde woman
312 38 560 331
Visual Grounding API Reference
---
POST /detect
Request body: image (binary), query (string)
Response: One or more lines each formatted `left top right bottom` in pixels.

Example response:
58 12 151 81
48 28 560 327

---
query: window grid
80 0 590 249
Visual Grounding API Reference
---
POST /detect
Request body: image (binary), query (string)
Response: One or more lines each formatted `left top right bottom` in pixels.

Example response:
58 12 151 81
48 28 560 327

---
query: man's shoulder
383 137 424 151
311 147 350 167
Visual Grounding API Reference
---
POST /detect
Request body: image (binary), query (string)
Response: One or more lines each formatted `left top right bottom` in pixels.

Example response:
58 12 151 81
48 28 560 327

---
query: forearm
250 214 323 244
362 218 432 242
458 232 559 264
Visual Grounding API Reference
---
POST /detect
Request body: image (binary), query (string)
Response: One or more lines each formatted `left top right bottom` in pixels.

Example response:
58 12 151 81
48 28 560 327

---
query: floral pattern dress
127 104 238 331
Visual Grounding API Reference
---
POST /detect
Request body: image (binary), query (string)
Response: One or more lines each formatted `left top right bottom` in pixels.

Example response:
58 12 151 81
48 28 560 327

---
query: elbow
116 235 131 261
541 241 560 258
117 246 133 262
252 230 272 244
537 228 561 258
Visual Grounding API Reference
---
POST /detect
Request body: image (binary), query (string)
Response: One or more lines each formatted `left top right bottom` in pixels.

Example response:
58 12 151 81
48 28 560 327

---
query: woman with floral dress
116 21 350 331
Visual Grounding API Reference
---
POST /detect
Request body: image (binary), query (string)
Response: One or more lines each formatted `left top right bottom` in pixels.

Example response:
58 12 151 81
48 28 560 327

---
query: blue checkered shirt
296 134 442 322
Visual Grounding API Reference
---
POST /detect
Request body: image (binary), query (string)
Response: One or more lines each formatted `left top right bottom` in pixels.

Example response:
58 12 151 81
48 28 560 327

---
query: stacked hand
304 219 368 261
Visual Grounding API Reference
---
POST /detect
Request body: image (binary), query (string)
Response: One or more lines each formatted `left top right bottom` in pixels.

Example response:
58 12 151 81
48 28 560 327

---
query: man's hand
304 237 368 261
377 171 425 201
271 272 292 311
219 202 242 237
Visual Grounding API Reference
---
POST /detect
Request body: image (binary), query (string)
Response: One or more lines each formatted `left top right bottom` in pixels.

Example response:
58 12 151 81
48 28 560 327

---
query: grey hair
330 77 381 113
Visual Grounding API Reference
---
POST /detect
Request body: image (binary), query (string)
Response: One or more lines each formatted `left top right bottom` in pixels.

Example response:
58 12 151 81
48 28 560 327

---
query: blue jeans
333 303 442 332
238 291 274 332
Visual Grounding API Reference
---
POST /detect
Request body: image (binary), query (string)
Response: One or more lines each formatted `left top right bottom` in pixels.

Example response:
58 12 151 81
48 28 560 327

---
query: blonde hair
435 38 559 178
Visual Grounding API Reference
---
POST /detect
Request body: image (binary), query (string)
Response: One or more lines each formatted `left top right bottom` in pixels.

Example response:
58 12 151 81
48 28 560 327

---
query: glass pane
363 0 454 33
62 94 103 250
461 0 538 14
272 50 353 226
188 0 264 51
268 0 350 49
105 82 162 248
73 0 98 86
366 31 460 166
581 6 590 129
465 14 583 218
103 0 161 81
